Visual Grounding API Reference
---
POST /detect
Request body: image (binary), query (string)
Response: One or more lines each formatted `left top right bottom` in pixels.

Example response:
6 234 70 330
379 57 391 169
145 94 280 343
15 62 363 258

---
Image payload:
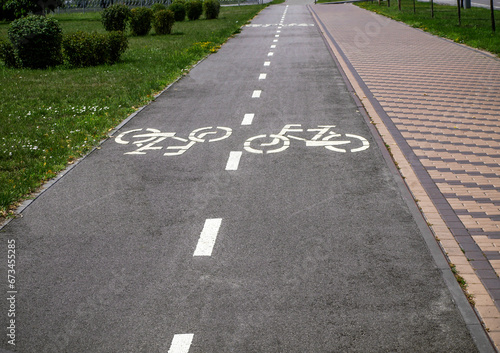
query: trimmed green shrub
106 31 129 63
186 0 202 21
7 15 63 69
130 7 154 36
203 0 220 19
169 0 186 22
0 40 18 67
101 4 131 32
153 9 175 35
151 3 167 12
62 31 106 67
62 31 128 67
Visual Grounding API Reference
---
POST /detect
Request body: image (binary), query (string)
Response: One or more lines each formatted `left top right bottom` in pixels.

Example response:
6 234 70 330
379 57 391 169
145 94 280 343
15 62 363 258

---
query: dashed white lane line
194 218 222 256
241 113 255 125
252 90 262 98
168 334 194 353
270 45 276 49
259 73 267 80
273 39 278 43
225 151 243 171
264 61 271 66
268 52 274 57
275 34 280 38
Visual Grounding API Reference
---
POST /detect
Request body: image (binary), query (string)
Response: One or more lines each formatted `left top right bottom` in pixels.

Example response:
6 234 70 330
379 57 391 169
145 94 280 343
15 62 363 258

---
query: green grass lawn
354 0 500 55
0 4 270 220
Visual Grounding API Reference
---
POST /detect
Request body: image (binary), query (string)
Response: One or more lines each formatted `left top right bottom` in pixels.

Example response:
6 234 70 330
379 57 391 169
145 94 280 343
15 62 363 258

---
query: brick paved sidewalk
309 2 500 350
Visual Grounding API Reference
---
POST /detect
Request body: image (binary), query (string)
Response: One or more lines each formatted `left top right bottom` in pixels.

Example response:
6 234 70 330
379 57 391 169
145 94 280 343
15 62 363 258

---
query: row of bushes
63 31 128 67
101 3 177 35
102 0 220 35
0 15 128 68
0 0 221 68
131 7 176 35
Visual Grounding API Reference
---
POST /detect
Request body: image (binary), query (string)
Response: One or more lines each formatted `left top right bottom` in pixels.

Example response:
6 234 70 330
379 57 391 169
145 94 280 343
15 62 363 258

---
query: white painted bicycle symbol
114 126 232 155
244 124 369 154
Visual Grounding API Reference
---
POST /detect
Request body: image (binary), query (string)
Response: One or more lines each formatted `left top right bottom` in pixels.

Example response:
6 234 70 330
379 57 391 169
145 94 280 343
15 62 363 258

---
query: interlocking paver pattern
311 3 500 348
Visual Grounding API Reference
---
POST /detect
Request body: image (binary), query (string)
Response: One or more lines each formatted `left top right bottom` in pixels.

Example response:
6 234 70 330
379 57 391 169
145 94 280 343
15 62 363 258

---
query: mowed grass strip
0 5 267 220
354 0 500 55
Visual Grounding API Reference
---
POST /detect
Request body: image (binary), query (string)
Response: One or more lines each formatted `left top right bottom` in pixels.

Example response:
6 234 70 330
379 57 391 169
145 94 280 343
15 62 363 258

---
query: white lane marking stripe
259 73 267 80
225 151 242 170
264 61 271 66
194 219 222 256
275 34 280 38
270 45 276 49
242 113 255 125
268 52 274 57
273 39 278 43
168 334 194 353
252 90 262 98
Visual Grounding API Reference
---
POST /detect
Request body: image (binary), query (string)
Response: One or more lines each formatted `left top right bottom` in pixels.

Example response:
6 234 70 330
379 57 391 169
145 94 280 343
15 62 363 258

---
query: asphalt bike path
0 3 486 352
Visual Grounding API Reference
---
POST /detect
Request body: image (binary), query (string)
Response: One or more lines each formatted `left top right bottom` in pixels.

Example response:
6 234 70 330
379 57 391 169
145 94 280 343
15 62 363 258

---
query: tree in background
1 0 63 20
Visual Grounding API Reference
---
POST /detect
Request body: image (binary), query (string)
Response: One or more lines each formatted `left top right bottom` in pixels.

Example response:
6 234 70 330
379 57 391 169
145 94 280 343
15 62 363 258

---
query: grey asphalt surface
0 3 492 352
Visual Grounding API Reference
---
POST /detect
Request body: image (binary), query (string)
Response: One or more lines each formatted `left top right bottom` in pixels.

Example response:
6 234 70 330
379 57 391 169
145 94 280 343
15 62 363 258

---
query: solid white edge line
168 334 194 353
194 218 223 256
225 151 243 171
